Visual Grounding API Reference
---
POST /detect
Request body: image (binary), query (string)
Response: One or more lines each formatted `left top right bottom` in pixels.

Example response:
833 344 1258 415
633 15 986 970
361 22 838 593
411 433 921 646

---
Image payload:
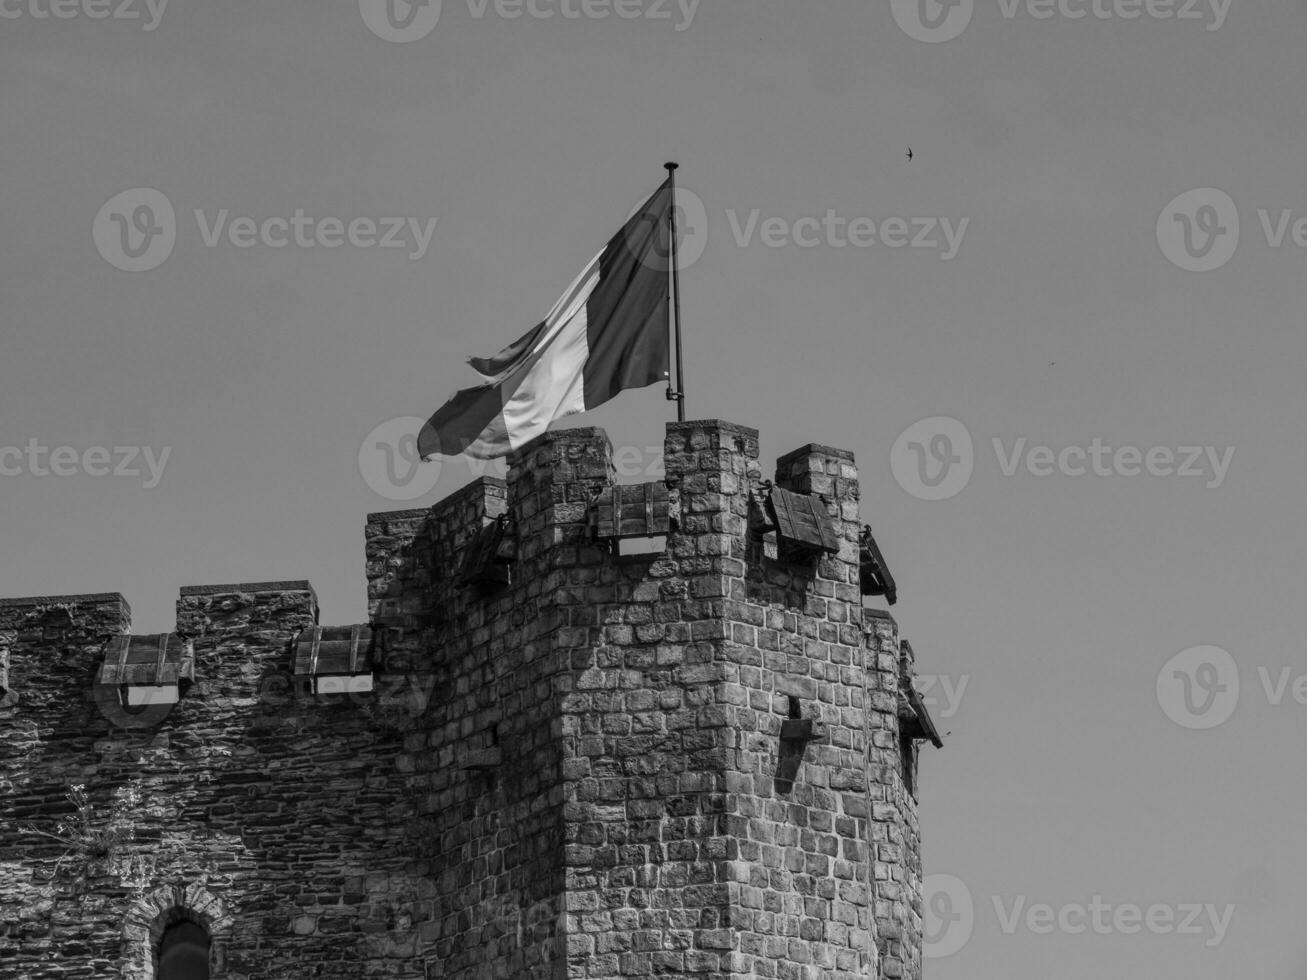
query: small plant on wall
23 781 143 888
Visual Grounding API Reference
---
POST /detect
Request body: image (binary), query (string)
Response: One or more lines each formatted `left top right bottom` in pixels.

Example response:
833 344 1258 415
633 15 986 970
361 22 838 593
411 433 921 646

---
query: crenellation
0 592 133 643
1 419 941 980
176 582 319 638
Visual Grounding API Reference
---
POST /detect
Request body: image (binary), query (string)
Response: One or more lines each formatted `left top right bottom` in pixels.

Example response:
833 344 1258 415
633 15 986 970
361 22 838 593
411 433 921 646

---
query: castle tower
0 419 939 980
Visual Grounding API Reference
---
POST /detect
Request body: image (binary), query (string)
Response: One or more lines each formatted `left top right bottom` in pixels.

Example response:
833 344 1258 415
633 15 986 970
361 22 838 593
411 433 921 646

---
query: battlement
0 419 938 980
0 422 877 638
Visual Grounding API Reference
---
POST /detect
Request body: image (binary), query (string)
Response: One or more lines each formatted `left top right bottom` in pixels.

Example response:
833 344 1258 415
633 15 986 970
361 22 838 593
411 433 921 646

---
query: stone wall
0 419 937 980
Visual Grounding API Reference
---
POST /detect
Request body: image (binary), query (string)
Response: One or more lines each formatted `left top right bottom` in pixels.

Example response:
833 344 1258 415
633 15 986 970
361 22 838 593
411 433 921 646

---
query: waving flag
417 178 674 460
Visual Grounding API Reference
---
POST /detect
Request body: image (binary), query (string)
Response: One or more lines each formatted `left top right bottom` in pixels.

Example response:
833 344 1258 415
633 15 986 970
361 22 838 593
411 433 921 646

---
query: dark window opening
900 732 917 799
158 920 210 980
787 696 801 719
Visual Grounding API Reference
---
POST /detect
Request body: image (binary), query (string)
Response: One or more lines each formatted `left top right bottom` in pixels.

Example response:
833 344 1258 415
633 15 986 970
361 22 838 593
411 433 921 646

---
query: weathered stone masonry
0 419 940 980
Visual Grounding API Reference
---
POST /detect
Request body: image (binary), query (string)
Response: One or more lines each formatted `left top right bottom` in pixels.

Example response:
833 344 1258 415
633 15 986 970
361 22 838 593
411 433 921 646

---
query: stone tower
0 419 941 980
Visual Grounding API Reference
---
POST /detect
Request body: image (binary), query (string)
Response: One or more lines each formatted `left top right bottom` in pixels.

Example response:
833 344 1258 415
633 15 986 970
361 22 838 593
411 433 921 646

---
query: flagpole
665 161 686 423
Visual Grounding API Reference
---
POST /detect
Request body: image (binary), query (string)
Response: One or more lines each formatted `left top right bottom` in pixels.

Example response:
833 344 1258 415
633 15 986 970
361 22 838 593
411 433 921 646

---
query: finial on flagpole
664 161 679 173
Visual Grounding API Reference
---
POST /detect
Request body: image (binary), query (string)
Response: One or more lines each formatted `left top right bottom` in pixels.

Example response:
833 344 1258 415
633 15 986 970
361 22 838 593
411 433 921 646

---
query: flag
417 178 674 460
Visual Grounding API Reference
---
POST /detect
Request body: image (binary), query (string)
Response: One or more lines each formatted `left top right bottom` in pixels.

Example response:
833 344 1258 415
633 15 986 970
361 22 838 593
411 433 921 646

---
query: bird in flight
906 148 914 161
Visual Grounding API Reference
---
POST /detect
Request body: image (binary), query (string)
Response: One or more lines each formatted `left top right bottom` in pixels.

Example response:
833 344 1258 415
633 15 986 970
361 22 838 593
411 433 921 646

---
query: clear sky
2 2 1304 978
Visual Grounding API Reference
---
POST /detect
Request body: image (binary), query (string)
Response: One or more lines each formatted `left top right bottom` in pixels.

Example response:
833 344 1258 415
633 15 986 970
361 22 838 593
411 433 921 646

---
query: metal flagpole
664 161 686 423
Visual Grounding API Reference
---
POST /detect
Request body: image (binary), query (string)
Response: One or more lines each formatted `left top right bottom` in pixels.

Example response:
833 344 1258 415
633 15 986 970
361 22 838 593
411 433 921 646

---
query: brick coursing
0 419 936 980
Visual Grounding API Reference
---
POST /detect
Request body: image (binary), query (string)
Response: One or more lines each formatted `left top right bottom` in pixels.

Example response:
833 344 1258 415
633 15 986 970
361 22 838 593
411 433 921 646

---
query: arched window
122 885 230 980
157 920 210 980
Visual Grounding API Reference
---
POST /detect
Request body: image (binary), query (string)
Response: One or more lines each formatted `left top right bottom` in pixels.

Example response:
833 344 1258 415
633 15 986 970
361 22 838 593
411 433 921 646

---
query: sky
3 1 1306 977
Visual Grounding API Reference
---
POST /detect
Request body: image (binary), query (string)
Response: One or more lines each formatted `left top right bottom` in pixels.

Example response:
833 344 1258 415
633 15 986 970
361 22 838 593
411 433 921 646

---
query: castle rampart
0 419 937 980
